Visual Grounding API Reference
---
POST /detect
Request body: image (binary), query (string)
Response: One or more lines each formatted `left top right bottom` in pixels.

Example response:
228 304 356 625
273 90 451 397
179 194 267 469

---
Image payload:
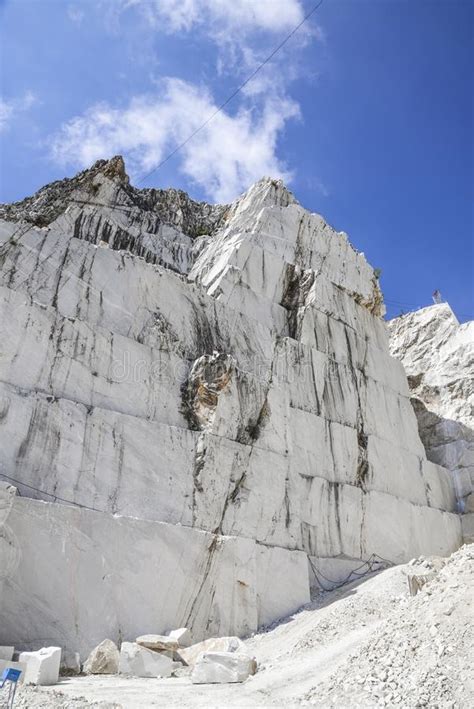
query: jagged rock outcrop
0 158 462 659
388 304 474 520
0 156 227 274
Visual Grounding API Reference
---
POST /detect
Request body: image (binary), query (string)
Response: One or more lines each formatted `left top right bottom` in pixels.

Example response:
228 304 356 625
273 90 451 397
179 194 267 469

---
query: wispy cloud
50 78 299 202
114 0 315 77
124 0 304 35
0 92 37 132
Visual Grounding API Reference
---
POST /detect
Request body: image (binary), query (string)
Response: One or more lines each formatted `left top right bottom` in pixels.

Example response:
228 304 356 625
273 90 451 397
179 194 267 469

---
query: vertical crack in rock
280 264 315 340
344 328 370 489
183 534 220 629
214 470 248 536
329 481 343 549
242 398 270 443
51 243 71 310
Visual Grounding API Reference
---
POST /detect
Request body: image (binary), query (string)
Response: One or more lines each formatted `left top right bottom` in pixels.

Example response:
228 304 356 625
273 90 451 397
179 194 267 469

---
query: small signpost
0 667 22 708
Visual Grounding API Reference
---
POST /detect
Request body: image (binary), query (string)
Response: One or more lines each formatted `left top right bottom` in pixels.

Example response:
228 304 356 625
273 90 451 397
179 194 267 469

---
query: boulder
83 639 119 675
179 636 250 667
192 651 257 684
168 627 192 648
119 642 173 678
0 646 14 661
19 646 61 685
135 634 179 652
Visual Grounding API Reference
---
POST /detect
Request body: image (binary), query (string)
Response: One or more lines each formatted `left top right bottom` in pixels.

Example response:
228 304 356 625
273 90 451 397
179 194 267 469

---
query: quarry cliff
0 157 466 661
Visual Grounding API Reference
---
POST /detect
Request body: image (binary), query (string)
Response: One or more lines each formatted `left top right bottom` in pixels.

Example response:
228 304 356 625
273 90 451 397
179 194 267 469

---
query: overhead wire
308 553 394 593
136 0 325 185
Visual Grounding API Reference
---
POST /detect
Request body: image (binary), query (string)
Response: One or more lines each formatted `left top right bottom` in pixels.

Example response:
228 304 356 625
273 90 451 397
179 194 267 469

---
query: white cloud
118 0 313 78
126 0 304 35
0 91 37 132
50 78 299 202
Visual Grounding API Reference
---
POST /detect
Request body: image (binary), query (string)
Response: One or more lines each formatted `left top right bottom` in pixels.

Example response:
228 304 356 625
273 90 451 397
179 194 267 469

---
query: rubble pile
308 544 473 707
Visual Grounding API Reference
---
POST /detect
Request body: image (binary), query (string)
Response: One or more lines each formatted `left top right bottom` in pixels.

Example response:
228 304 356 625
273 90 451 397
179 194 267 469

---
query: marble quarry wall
0 157 463 659
388 304 474 539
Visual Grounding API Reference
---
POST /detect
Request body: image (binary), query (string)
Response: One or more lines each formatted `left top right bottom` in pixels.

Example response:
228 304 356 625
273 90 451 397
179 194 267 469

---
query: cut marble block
118 642 173 678
191 651 257 684
179 637 249 667
19 647 61 686
167 628 192 648
135 635 178 652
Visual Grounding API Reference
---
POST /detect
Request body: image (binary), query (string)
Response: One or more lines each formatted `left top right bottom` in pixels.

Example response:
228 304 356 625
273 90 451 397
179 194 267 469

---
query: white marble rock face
0 158 465 659
388 304 474 512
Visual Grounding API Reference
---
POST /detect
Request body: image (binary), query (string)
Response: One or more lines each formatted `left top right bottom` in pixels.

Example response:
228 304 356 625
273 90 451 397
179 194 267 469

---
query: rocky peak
0 157 230 274
0 155 227 239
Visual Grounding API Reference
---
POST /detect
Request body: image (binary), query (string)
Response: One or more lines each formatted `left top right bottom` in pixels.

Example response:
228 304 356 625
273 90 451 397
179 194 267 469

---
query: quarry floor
16 545 473 708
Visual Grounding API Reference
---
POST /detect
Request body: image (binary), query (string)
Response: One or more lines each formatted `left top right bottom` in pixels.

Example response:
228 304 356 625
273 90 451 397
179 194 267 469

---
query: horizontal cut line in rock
0 360 422 460
0 417 456 520
3 464 396 591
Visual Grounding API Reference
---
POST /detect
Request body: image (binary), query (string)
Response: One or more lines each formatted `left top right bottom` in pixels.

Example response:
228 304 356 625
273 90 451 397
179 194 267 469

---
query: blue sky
0 0 472 321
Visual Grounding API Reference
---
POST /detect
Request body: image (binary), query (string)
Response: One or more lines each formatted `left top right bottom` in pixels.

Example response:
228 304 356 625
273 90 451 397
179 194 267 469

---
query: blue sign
1 667 22 684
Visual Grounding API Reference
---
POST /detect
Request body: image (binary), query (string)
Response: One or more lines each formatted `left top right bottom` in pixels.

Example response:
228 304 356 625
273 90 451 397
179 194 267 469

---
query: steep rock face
0 159 462 657
388 304 474 514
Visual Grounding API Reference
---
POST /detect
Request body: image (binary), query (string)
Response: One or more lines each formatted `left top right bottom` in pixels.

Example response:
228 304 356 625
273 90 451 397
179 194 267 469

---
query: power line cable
136 0 325 185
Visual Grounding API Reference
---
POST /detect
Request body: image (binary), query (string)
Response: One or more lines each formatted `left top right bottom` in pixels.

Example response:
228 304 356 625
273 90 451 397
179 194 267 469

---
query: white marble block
118 642 173 678
192 651 257 684
19 647 61 686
